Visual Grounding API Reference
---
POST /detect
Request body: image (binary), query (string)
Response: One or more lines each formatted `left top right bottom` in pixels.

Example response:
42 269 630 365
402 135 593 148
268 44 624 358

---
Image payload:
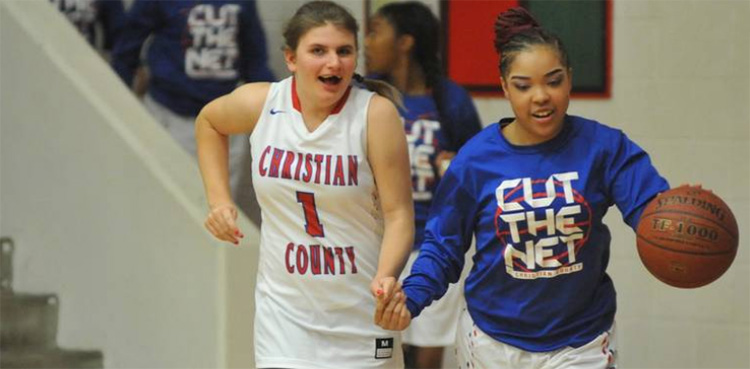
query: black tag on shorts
374 338 394 359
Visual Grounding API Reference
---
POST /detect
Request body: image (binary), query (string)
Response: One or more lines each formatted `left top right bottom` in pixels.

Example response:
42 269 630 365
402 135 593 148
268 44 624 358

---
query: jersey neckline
494 115 576 154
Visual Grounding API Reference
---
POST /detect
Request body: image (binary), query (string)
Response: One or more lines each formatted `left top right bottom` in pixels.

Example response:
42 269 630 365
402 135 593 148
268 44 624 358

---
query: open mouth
532 110 553 119
318 75 342 85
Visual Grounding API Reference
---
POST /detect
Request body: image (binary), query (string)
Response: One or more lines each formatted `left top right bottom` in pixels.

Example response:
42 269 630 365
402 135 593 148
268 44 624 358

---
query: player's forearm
195 114 233 208
375 207 414 279
402 243 456 319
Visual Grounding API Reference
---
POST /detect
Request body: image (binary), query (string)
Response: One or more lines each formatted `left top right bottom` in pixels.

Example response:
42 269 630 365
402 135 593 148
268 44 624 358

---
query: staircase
0 237 104 368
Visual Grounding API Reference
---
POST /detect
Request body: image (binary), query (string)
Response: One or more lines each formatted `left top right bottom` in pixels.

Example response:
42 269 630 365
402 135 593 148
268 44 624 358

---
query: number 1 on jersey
296 191 325 237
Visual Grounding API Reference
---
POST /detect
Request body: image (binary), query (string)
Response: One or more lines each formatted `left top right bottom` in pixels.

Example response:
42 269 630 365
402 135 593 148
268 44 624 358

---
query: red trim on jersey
331 86 352 114
291 77 352 115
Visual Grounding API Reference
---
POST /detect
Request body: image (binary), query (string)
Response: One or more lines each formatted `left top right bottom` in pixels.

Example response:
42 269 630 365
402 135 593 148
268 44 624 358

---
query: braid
423 58 448 136
494 7 569 78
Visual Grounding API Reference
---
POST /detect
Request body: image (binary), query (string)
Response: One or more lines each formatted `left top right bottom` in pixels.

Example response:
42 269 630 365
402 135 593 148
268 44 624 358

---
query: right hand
375 290 412 331
204 203 244 245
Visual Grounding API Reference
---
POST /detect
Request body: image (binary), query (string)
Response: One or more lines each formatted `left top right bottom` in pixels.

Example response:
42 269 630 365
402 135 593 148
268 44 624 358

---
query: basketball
636 186 739 288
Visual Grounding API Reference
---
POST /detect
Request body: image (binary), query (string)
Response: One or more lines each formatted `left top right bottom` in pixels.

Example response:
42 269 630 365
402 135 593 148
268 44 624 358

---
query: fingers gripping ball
636 186 739 288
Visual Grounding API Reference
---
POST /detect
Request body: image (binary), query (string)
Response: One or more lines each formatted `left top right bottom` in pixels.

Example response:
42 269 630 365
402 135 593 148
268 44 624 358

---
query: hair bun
494 7 541 52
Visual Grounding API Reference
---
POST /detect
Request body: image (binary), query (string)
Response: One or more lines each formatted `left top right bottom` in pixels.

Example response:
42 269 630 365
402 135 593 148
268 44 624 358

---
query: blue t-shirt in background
398 79 482 249
51 0 125 50
112 0 275 116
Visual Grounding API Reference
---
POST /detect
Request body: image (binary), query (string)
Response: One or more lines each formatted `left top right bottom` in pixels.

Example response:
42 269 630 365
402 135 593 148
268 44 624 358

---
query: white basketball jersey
250 77 402 369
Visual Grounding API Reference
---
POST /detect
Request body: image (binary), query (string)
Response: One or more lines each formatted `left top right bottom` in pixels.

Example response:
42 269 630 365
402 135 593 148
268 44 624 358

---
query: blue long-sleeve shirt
403 115 669 352
111 0 275 116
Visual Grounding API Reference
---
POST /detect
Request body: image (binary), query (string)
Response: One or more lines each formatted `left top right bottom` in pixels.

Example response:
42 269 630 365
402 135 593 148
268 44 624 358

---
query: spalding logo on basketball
636 186 739 288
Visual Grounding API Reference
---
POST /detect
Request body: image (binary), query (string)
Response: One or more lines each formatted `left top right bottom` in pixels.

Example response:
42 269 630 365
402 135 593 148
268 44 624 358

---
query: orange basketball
636 186 739 288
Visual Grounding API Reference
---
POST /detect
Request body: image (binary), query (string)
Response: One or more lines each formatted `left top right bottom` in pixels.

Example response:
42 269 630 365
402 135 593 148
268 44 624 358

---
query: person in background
196 1 414 368
51 0 125 57
111 0 275 224
376 7 669 369
364 2 482 368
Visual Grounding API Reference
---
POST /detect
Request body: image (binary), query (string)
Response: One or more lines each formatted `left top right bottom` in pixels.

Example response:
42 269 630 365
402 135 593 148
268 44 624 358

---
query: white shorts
455 309 617 369
400 249 470 347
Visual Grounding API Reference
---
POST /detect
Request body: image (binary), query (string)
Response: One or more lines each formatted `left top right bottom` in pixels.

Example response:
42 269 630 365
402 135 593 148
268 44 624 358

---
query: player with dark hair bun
376 7 670 369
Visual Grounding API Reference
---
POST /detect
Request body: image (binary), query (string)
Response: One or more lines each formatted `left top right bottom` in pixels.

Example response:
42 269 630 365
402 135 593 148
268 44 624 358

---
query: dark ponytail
494 7 570 78
355 73 404 110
